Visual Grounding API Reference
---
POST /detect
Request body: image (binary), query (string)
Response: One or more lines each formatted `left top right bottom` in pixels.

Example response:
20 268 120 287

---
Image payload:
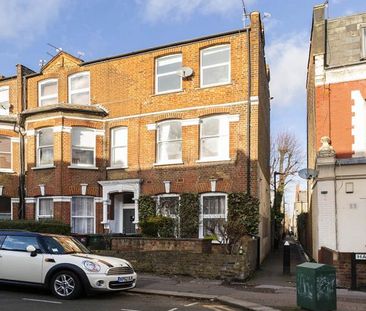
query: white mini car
0 231 137 299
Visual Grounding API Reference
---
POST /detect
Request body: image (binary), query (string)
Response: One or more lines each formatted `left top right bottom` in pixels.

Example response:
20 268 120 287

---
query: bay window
200 115 229 161
157 120 182 164
39 79 58 106
71 197 95 234
68 72 90 105
71 127 95 167
200 45 230 87
36 128 54 167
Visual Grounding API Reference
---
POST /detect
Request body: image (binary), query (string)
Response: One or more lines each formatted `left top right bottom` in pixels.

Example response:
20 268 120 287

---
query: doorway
113 192 136 234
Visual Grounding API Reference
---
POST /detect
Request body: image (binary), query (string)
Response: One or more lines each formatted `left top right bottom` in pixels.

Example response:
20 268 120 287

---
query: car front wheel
50 270 82 299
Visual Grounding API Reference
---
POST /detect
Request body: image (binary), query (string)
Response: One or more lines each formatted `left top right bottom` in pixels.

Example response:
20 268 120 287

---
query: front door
123 206 136 234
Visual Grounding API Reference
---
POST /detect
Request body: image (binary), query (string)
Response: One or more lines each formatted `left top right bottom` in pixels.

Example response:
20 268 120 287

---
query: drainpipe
246 20 252 195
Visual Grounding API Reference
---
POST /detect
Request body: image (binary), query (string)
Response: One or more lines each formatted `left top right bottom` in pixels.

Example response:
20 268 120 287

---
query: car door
0 235 5 280
0 235 44 283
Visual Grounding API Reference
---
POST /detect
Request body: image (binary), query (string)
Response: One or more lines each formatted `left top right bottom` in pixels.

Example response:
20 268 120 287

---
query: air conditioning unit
176 67 194 78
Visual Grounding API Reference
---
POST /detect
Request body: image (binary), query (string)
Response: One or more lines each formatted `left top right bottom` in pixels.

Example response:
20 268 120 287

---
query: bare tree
271 131 304 243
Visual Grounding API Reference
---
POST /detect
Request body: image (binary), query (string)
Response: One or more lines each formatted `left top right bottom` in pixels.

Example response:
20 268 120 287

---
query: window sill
106 166 128 170
68 165 99 170
198 82 232 90
0 169 15 174
151 89 184 97
31 165 56 170
153 161 184 167
196 158 231 164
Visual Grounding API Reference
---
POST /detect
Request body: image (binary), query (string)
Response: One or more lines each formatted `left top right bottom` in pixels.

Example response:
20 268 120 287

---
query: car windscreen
42 236 91 254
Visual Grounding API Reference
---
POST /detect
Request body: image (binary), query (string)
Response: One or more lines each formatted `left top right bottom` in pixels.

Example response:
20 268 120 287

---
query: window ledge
31 165 56 170
151 89 184 97
68 165 99 170
196 158 231 164
0 169 15 174
198 82 232 90
106 166 128 170
153 161 184 167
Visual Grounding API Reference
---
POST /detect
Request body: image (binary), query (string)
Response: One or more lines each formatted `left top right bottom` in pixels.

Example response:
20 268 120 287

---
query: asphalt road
0 286 241 311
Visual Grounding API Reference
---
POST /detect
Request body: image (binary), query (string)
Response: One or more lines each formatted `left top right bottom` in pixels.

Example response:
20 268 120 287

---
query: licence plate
117 276 133 283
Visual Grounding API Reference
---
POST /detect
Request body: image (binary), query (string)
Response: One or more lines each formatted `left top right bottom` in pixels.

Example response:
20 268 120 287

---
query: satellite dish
298 168 318 180
176 67 193 78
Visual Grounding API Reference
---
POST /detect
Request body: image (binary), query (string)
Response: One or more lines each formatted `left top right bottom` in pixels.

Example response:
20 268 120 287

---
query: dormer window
0 86 9 115
39 79 58 106
69 72 90 105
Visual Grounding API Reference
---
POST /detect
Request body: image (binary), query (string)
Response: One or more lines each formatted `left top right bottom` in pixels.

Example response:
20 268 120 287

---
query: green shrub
0 220 71 235
138 195 156 222
179 193 199 238
140 215 175 238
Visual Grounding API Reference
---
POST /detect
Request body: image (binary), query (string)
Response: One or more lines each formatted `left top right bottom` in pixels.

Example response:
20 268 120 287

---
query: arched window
156 120 182 164
0 136 11 170
71 127 95 167
36 128 54 167
68 72 90 105
155 54 182 94
200 44 230 87
111 127 128 167
38 79 58 106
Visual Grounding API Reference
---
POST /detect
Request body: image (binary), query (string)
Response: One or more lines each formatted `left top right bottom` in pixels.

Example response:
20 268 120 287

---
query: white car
0 231 137 299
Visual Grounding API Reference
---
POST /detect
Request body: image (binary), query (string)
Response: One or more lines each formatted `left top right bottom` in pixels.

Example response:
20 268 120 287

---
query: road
0 286 240 311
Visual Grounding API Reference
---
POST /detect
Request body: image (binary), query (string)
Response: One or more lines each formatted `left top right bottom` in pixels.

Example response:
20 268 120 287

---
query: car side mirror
26 245 37 257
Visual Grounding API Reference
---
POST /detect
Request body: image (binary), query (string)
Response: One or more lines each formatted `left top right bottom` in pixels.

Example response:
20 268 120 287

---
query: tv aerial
298 168 319 180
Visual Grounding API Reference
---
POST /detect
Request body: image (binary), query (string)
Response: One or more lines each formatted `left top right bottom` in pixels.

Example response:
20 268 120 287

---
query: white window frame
156 120 182 165
71 196 96 234
68 72 90 105
155 54 182 95
0 86 9 116
110 127 128 168
156 194 180 218
0 136 12 172
199 192 228 239
36 128 54 167
199 115 230 162
362 27 366 59
200 44 231 88
38 79 58 107
36 197 54 220
71 127 96 168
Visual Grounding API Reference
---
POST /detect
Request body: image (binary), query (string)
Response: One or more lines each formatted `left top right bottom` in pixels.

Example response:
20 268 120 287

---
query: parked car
0 231 137 299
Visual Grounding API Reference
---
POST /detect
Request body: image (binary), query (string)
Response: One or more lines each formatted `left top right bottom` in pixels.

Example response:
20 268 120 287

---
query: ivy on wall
138 195 156 222
179 193 200 238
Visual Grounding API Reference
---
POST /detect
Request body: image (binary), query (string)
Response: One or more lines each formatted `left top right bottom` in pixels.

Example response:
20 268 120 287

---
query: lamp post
273 171 285 249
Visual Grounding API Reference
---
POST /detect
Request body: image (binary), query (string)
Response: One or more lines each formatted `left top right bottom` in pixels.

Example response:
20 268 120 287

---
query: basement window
68 72 90 105
200 44 231 88
0 197 11 220
36 128 54 167
39 79 58 106
0 86 9 115
37 198 54 220
155 54 182 94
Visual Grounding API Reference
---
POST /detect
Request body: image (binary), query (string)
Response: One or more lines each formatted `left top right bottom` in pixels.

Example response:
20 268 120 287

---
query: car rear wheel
50 270 82 299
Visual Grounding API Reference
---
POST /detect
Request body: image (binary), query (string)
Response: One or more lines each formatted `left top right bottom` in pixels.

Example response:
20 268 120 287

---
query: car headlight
82 260 101 272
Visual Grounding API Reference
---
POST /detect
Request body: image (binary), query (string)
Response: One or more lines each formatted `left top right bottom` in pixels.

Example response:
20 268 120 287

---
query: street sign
355 254 366 260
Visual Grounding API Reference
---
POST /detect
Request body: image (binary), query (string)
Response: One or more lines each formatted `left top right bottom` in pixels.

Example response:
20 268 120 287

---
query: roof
82 28 246 66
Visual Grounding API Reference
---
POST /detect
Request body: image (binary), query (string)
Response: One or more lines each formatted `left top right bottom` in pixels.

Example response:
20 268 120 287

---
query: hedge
139 215 175 238
0 220 71 235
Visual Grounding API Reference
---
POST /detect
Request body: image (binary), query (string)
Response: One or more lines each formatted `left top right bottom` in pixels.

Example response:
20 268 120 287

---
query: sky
0 0 365 214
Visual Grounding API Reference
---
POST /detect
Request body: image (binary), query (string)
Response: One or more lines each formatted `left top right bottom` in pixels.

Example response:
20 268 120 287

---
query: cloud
0 0 64 41
266 33 309 106
136 0 256 23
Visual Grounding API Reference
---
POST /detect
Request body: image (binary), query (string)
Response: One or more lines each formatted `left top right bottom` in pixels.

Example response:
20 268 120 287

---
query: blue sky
0 0 365 210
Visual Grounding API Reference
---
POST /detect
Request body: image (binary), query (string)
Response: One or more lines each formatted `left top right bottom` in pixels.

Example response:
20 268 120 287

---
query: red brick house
0 12 270 260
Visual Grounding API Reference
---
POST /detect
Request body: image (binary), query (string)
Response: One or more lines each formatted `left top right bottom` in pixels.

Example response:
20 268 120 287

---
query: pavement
131 237 366 311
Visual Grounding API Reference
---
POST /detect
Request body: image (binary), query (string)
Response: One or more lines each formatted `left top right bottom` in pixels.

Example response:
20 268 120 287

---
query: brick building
0 12 270 260
307 4 366 287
